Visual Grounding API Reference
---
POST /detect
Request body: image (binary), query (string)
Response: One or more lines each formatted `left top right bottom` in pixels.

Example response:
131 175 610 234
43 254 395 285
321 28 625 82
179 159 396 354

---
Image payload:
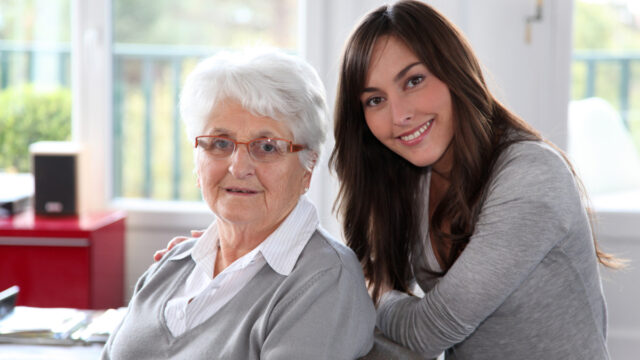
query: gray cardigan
102 229 375 360
377 141 609 359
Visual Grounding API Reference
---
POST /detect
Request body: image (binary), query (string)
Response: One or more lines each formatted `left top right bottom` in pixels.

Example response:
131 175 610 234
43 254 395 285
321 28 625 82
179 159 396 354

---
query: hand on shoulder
153 229 204 261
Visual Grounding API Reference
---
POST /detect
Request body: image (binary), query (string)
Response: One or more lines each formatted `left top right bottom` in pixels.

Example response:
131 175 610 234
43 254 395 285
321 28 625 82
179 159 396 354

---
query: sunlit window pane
0 0 71 175
570 0 640 200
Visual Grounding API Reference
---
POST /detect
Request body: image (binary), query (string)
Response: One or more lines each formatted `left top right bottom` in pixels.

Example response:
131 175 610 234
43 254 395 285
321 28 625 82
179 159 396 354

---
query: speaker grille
34 155 77 215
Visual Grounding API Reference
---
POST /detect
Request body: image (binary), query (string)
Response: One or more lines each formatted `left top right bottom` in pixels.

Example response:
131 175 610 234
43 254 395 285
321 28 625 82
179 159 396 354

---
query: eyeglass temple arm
291 144 306 152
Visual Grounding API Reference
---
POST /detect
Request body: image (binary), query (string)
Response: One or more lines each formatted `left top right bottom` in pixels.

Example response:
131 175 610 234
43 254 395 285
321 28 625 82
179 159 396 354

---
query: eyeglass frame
194 135 307 162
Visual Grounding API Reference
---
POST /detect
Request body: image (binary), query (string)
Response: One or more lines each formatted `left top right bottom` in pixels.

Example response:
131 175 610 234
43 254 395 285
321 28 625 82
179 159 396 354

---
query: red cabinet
0 210 125 309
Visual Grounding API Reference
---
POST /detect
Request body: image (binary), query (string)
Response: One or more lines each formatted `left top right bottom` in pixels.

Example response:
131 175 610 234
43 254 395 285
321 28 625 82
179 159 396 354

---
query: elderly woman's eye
212 138 233 150
252 140 286 158
260 142 277 153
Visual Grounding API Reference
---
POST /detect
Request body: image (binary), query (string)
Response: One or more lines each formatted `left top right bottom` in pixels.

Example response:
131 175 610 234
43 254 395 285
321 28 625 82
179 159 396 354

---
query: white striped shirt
164 196 319 337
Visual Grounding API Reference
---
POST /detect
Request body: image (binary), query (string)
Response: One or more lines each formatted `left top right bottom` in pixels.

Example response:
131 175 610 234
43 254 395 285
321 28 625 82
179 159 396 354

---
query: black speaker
30 142 79 216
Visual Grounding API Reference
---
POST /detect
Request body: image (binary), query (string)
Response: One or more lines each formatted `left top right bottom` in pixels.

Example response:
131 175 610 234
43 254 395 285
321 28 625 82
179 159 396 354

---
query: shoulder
490 140 577 196
295 228 364 280
496 140 571 177
278 228 368 300
166 237 198 259
484 140 583 229
269 228 373 322
135 238 196 290
153 237 197 270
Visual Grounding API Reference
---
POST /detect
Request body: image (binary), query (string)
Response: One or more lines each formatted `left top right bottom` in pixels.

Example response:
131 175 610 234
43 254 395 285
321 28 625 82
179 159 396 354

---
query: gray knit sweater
377 141 609 359
102 229 375 360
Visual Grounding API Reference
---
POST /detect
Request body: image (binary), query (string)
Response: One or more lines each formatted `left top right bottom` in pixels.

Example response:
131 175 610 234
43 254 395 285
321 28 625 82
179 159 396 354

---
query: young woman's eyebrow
393 62 422 82
362 61 422 93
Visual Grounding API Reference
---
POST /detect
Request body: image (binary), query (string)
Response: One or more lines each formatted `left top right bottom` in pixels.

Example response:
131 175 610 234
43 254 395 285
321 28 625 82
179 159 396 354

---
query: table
0 210 126 309
0 343 104 360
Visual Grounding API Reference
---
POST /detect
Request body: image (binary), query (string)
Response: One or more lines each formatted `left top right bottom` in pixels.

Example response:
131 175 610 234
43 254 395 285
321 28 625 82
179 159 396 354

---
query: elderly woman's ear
302 152 319 193
309 151 318 170
303 172 312 194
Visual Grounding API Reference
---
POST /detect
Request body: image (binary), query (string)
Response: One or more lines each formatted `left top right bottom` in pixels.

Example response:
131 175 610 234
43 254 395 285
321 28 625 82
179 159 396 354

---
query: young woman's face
361 36 455 172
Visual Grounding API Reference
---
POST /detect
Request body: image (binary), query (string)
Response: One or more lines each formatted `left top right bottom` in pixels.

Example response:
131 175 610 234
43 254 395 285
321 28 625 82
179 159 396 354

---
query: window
0 0 71 175
569 0 640 204
111 0 300 201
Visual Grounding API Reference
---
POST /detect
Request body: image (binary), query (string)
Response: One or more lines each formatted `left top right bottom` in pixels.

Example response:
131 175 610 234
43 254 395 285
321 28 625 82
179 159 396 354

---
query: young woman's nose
228 145 255 178
390 95 413 126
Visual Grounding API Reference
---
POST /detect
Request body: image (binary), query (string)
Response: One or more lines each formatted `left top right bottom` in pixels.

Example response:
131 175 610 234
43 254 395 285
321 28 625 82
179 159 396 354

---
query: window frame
72 0 112 214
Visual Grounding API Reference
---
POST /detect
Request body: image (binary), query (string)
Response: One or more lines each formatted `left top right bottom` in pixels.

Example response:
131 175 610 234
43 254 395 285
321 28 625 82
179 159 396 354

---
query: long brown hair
329 0 621 303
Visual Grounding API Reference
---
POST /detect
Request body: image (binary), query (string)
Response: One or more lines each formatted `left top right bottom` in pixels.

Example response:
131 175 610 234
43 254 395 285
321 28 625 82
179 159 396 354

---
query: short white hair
179 48 328 170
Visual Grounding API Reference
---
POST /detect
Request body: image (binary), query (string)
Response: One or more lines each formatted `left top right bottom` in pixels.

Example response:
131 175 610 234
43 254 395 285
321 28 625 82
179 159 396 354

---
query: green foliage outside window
0 86 71 173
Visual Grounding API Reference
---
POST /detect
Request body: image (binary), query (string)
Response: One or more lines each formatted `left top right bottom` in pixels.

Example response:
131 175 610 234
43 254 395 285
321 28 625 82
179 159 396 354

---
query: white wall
442 0 572 148
594 211 640 360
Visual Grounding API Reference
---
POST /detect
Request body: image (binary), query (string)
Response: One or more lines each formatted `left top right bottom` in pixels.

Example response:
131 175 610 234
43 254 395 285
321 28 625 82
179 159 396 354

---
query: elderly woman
101 49 375 360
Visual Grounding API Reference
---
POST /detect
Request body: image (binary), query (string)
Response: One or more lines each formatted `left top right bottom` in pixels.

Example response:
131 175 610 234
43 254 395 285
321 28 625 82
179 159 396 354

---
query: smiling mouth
399 119 433 141
225 187 258 194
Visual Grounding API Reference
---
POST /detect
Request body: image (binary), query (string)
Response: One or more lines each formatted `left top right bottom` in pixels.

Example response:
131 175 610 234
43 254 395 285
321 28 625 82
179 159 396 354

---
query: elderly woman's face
196 101 311 232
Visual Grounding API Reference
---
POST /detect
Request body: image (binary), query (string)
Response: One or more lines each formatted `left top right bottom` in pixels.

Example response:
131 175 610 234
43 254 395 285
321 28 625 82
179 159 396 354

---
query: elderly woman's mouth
224 187 259 195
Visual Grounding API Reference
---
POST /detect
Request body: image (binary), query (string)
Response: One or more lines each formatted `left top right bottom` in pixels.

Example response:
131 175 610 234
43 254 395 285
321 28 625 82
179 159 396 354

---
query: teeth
400 120 432 141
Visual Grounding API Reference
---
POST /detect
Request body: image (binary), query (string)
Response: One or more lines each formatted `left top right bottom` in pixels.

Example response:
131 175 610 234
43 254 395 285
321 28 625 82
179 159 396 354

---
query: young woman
330 1 620 359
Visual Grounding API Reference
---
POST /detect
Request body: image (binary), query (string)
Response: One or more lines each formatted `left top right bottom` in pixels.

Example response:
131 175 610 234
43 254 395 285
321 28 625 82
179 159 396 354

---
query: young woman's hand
153 229 204 261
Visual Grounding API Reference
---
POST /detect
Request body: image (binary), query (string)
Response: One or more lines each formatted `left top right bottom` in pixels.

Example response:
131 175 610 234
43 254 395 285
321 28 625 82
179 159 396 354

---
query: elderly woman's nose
228 145 255 178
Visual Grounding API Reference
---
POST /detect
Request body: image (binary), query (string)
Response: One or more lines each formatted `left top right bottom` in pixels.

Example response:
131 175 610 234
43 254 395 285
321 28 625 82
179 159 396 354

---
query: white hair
179 48 328 170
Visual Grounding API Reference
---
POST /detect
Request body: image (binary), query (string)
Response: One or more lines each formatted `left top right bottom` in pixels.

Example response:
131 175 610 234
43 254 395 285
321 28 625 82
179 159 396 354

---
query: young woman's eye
365 96 384 107
406 75 424 88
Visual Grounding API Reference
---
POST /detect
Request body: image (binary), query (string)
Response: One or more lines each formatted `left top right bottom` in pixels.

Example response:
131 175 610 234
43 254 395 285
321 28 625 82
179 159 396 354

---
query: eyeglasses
195 135 306 162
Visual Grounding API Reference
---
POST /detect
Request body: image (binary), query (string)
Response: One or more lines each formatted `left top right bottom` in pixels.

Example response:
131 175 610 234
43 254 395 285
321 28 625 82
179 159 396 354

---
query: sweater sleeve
377 142 582 357
261 264 376 359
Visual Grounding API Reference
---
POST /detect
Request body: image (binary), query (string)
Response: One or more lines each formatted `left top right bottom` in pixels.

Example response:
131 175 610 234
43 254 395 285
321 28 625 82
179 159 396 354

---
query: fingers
152 236 187 262
168 236 189 251
190 229 205 237
153 249 166 262
153 230 205 262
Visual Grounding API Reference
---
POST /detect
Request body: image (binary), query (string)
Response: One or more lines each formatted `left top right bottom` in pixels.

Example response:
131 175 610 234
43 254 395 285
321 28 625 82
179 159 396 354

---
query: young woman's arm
377 142 586 357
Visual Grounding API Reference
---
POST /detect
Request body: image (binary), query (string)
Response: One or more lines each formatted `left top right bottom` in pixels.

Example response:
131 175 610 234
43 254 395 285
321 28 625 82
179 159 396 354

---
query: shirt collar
257 195 319 275
167 222 218 267
168 195 319 277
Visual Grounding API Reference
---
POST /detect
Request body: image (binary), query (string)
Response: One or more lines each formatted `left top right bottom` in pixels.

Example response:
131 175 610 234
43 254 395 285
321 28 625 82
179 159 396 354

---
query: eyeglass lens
197 137 290 162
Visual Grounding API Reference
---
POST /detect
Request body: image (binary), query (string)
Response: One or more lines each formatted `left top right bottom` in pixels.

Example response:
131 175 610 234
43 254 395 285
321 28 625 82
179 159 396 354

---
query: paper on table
0 306 126 346
0 307 87 335
71 308 127 343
